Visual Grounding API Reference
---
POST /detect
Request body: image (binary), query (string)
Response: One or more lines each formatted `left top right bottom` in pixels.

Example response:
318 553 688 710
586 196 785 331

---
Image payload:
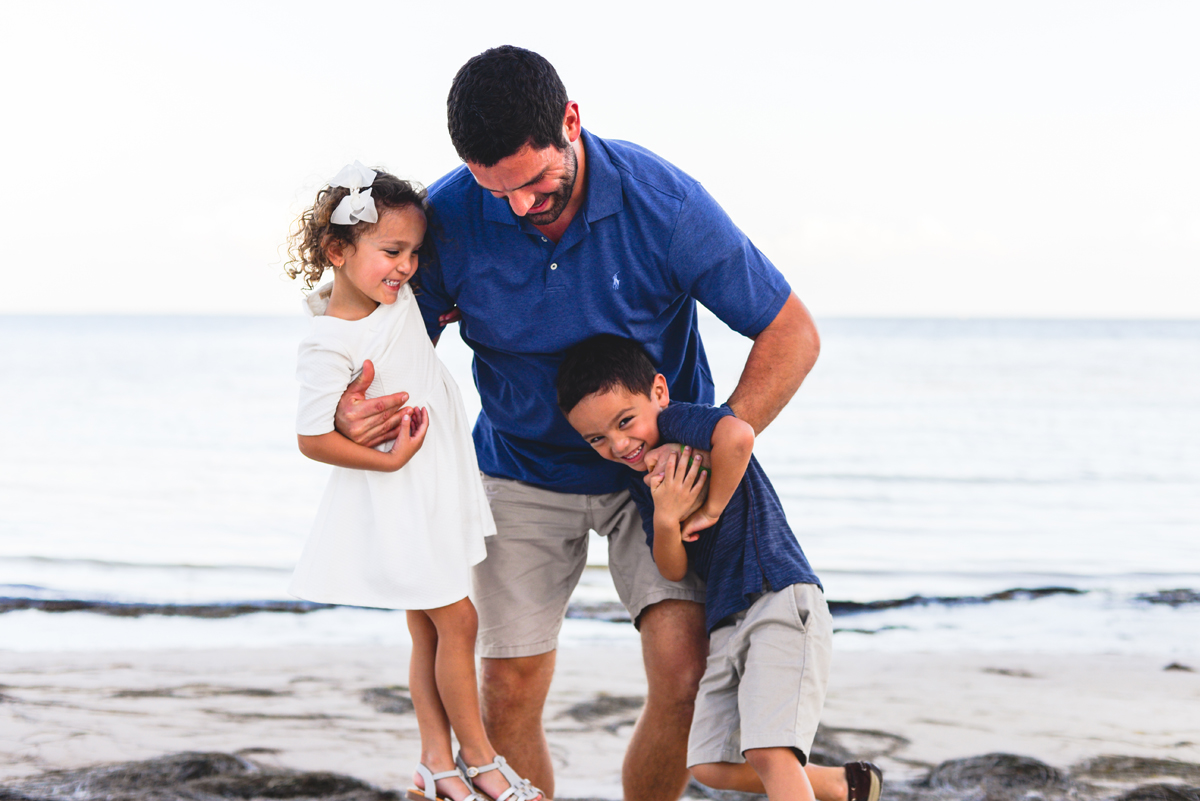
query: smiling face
465 101 584 230
468 141 578 225
566 375 670 472
326 205 426 318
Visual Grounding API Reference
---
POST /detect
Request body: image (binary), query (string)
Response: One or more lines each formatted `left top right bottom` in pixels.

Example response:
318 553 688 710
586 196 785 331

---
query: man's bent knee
640 599 707 700
481 652 556 712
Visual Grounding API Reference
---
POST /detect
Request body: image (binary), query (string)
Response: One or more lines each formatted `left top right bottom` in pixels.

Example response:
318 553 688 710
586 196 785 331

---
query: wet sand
2 643 1198 800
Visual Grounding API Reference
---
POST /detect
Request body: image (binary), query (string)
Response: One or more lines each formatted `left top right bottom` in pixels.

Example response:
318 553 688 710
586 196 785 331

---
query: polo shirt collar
477 129 624 228
580 129 623 224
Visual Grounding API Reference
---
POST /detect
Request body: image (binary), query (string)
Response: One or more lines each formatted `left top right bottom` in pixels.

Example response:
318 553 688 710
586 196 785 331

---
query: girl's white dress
290 282 494 611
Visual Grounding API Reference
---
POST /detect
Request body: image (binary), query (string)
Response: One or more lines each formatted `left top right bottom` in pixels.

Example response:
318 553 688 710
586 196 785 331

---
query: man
336 46 872 801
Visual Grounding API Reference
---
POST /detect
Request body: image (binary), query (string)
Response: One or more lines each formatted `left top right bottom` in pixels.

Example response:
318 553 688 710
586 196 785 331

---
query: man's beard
525 144 577 226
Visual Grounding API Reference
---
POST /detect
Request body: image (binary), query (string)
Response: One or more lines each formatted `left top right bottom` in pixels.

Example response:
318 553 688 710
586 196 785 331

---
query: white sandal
407 763 488 801
454 753 542 801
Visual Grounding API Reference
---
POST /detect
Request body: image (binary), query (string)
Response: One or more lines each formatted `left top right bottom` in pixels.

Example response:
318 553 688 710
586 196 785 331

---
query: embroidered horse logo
612 273 620 290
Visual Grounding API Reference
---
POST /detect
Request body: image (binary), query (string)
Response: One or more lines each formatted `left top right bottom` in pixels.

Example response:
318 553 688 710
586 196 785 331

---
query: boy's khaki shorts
471 475 706 658
687 582 833 767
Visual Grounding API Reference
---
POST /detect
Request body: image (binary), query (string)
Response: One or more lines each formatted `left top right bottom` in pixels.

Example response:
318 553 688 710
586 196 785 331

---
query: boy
556 335 881 801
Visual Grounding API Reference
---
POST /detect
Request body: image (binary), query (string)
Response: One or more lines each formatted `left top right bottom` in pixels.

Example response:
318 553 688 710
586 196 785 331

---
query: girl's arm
299 407 428 472
649 447 708 581
681 416 754 540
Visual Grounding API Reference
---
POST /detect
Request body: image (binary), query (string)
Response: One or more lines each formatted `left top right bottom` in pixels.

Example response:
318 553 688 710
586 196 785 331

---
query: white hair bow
329 161 378 225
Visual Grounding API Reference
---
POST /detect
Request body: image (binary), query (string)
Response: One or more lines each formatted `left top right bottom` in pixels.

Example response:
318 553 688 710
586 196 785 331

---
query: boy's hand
649 447 707 534
386 406 428 470
645 444 710 521
680 507 720 541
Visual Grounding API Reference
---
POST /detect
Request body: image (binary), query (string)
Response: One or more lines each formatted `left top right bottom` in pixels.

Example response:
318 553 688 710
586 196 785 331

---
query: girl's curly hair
285 169 427 289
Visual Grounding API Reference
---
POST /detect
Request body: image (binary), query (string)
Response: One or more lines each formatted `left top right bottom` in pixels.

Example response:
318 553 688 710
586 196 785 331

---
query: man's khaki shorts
687 583 832 767
471 475 706 659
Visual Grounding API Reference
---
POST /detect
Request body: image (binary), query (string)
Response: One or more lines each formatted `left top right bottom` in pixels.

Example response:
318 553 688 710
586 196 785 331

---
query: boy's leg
693 761 847 800
737 584 833 761
691 586 842 801
745 748 816 801
595 493 707 801
471 477 595 800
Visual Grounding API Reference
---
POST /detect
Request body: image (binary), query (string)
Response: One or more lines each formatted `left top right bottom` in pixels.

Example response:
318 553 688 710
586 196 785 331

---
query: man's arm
725 292 820 435
333 360 412 448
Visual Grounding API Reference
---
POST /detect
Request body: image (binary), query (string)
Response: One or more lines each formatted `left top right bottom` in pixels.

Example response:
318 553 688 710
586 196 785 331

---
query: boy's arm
681 416 754 540
642 444 710 521
299 407 428 472
648 447 708 582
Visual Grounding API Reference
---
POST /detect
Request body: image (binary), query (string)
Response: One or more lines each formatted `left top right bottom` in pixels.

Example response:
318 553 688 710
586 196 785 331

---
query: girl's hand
386 406 429 470
649 447 707 533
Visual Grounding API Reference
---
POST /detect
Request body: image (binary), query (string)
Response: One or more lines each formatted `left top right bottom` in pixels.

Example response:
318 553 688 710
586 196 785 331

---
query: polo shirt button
550 263 558 270
541 237 548 242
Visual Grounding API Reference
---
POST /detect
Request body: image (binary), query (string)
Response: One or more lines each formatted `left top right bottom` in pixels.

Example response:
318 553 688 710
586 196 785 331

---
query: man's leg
624 599 705 801
480 652 558 799
623 599 708 801
594 491 708 801
472 477 593 801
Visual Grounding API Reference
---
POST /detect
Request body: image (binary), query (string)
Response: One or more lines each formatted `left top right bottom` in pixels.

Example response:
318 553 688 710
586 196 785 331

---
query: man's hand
642 443 708 481
334 360 411 448
649 448 708 536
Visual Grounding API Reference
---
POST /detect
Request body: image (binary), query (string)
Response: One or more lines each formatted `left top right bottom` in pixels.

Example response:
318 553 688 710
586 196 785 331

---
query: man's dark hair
447 45 570 167
557 335 658 415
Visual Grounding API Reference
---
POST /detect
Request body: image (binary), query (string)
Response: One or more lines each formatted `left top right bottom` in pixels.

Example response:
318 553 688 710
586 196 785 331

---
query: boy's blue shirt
414 130 791 494
626 401 823 634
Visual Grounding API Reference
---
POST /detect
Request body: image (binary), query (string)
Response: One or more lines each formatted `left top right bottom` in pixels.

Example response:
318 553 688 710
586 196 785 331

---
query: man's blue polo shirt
415 130 791 495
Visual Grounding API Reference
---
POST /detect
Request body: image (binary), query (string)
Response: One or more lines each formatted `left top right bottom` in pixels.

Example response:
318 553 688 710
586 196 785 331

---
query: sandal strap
413 764 465 800
455 754 541 801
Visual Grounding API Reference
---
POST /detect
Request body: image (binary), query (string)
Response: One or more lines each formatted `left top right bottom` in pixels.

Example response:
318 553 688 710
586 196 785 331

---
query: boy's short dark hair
557 335 658 414
447 45 570 167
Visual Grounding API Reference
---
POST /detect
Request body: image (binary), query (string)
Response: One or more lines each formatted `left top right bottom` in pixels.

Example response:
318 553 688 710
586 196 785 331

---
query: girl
285 162 541 801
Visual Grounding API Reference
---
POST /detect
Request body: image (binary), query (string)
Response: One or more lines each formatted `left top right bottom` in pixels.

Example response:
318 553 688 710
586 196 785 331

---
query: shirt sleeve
666 182 791 338
295 331 356 436
657 402 737 452
414 237 457 342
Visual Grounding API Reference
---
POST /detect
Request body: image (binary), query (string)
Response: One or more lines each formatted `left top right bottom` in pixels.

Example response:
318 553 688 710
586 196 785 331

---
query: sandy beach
3 640 1198 799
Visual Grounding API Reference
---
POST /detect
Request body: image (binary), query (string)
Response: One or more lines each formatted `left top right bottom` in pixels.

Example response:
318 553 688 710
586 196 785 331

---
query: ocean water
1 314 1197 655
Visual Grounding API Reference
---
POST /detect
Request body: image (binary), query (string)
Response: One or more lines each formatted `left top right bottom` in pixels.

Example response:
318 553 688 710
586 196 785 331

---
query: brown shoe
845 761 883 801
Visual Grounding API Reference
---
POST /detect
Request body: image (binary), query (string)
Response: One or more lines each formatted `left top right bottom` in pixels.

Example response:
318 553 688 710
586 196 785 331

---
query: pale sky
2 1 1197 317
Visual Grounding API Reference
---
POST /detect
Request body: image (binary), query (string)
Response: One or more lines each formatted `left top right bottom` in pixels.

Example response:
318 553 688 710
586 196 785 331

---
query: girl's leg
423 597 539 801
693 761 848 801
407 610 473 801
